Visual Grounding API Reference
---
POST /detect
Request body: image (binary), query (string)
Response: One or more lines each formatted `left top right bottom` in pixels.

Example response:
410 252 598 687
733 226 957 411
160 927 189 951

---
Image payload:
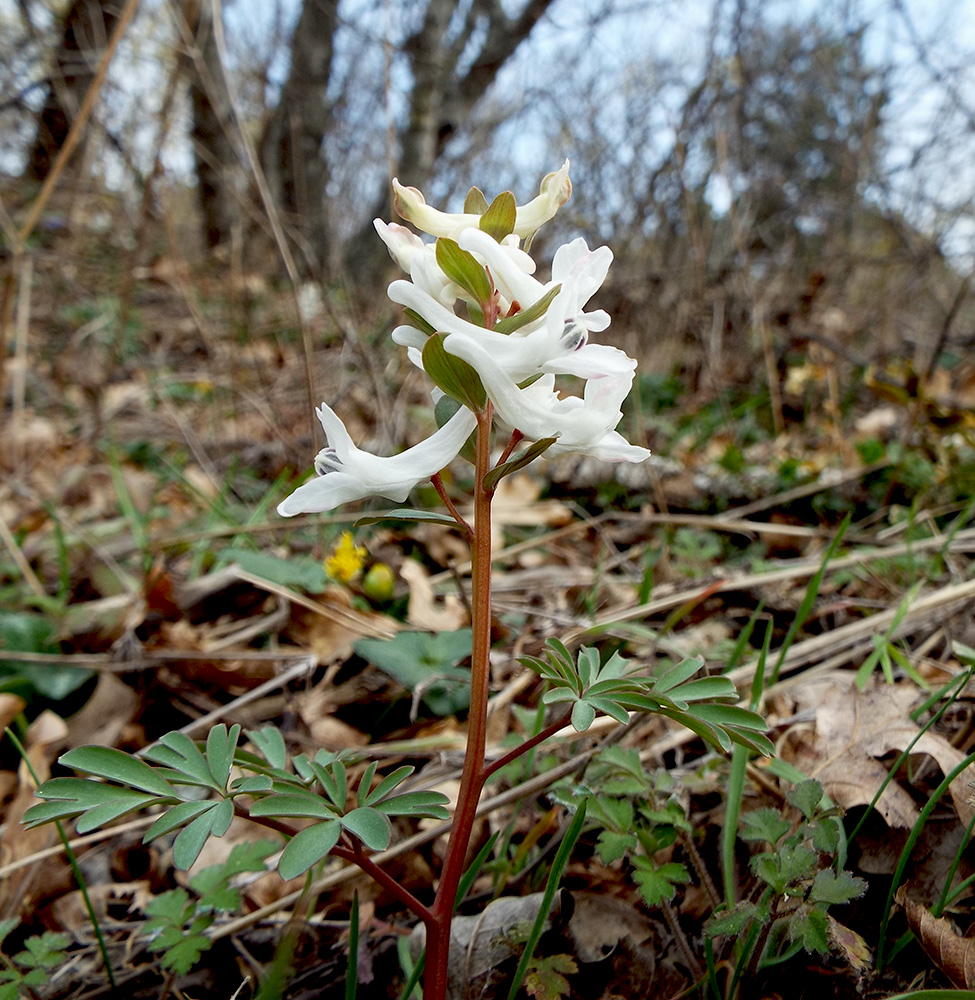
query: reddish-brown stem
330 842 433 924
430 472 474 542
496 428 524 467
424 404 494 1000
480 711 573 785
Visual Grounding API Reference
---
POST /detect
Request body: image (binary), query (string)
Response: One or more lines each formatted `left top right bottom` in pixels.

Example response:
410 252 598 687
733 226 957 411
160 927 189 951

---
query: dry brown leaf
66 672 139 747
826 914 872 975
296 683 369 749
0 710 69 916
0 693 26 731
466 473 573 551
897 888 975 988
400 559 468 631
786 676 973 827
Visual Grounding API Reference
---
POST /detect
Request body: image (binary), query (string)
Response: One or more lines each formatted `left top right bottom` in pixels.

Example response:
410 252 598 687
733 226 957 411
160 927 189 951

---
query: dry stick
0 0 139 404
721 460 893 521
564 526 975 645
11 254 31 471
0 504 45 598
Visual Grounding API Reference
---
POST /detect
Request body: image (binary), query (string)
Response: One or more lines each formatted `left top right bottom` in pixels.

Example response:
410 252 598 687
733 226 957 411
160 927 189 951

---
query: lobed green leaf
340 807 392 851
172 799 234 869
58 746 176 797
205 724 241 790
277 820 341 880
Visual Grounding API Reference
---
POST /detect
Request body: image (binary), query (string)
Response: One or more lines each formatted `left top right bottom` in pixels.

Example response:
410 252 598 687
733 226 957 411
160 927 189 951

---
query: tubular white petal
443 335 649 462
278 404 477 515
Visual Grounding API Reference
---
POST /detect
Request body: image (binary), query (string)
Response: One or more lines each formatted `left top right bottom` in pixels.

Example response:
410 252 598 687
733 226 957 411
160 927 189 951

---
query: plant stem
480 711 572 785
424 404 494 1000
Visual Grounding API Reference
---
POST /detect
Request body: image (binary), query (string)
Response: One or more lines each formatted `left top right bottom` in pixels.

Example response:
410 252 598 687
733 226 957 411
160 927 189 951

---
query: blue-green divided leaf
356 761 379 808
144 799 218 843
246 727 288 771
206 724 241 790
372 790 450 820
652 657 705 694
684 702 769 731
422 334 487 412
362 765 413 806
173 799 234 870
494 284 561 335
570 701 596 733
665 676 737 702
340 807 392 851
0 610 93 701
278 820 342 880
231 775 273 794
58 746 176 797
144 732 216 788
23 779 160 831
435 238 492 305
354 508 461 529
478 191 516 242
249 793 336 821
585 696 631 725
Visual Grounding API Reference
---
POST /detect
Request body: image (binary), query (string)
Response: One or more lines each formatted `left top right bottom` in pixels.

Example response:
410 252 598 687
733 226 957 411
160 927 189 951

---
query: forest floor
2 237 975 999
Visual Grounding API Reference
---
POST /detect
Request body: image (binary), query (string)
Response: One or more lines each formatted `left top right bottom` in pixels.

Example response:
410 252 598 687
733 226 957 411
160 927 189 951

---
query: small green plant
143 840 279 975
707 779 866 992
0 921 71 1000
23 166 772 1000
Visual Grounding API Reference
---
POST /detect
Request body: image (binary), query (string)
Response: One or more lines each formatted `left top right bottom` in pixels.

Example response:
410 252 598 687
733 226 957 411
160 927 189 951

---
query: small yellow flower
324 531 367 584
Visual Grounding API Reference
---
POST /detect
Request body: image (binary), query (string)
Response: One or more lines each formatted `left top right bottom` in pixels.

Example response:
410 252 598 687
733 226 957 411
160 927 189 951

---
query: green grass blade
770 514 849 684
505 800 588 1000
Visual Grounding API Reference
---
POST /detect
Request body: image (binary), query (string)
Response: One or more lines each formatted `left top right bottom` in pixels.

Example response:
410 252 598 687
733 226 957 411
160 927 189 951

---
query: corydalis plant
25 165 771 1000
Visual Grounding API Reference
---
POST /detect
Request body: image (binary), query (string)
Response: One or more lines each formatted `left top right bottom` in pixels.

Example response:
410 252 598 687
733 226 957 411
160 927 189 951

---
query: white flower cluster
278 162 649 516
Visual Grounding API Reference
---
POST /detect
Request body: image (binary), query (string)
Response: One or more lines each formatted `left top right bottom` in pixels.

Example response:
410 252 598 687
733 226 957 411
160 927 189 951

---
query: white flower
392 161 572 239
277 404 477 515
374 220 461 306
443 335 650 463
388 229 633 381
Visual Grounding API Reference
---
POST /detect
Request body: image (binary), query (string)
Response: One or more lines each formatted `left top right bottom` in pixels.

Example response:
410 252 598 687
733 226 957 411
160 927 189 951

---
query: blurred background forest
4 4 975 997
3 0 975 404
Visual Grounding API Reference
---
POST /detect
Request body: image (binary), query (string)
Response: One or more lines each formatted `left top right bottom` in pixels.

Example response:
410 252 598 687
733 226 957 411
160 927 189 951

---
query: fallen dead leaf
785 675 974 827
897 887 975 988
400 559 468 631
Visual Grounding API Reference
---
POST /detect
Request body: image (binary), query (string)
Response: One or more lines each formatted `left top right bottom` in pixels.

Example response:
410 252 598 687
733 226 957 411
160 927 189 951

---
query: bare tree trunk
23 0 118 182
179 0 237 251
346 0 559 280
259 0 340 273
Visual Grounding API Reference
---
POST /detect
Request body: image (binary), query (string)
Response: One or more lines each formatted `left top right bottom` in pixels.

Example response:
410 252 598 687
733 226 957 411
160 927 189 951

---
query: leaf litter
1 258 975 998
